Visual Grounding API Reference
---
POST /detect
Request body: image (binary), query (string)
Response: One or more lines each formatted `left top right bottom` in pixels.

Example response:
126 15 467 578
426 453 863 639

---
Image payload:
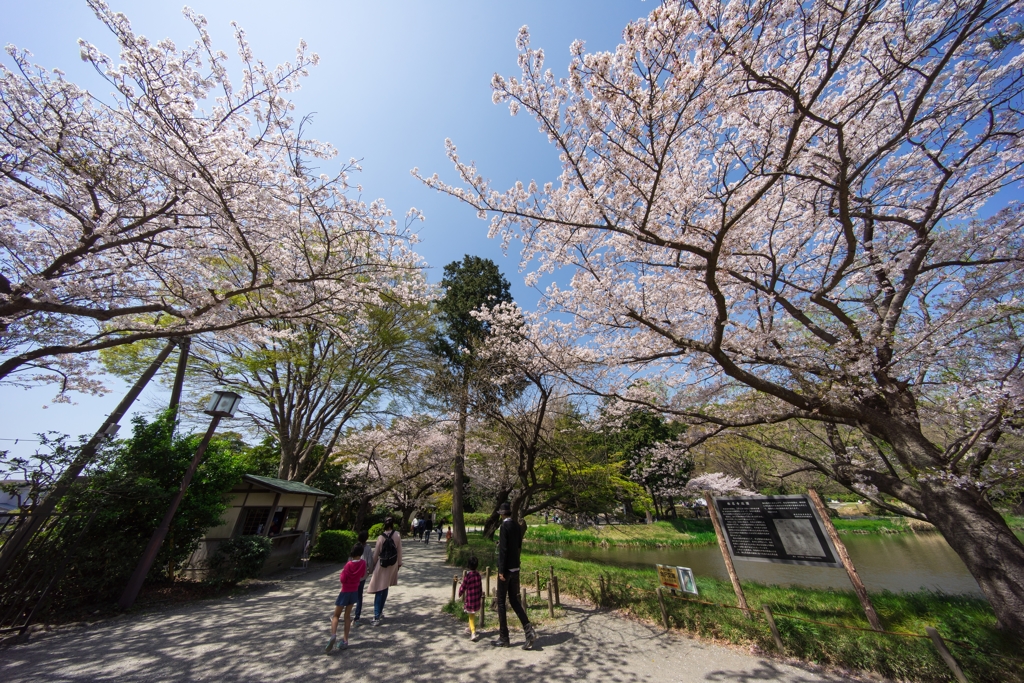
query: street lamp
118 390 242 609
205 390 242 418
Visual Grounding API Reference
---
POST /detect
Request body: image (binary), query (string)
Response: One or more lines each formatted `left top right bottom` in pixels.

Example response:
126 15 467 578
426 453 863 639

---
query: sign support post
704 490 750 616
807 489 882 631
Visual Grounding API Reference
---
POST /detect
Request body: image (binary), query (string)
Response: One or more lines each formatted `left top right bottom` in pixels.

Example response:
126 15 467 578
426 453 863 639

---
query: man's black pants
496 571 530 641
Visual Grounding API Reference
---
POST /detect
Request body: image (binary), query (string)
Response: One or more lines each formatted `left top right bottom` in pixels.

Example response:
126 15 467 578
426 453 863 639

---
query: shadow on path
0 541 849 682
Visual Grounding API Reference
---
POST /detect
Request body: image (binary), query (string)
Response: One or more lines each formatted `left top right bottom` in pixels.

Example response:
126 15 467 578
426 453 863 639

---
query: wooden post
0 339 180 581
486 566 491 597
535 570 542 598
926 627 968 683
521 586 528 609
807 489 882 631
553 575 560 606
656 587 670 629
118 414 223 610
167 336 191 425
763 605 784 653
598 575 606 606
451 575 458 603
704 490 750 617
547 576 555 617
480 587 486 628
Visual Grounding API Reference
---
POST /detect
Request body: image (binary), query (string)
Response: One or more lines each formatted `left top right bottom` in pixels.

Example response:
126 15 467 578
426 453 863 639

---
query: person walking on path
326 543 367 652
458 556 483 642
353 530 374 624
493 502 536 649
368 517 403 625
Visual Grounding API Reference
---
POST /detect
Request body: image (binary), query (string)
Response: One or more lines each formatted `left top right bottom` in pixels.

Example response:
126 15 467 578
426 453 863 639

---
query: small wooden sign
656 564 698 595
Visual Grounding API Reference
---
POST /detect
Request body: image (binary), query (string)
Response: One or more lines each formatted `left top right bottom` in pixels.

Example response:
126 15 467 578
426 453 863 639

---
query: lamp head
205 390 242 418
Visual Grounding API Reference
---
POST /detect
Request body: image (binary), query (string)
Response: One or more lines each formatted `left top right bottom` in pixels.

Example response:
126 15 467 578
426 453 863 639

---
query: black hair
467 556 479 571
358 530 369 543
383 517 394 531
350 543 364 559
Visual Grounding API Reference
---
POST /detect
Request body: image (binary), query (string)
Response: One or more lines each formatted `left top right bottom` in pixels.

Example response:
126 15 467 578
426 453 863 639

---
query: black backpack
379 531 398 568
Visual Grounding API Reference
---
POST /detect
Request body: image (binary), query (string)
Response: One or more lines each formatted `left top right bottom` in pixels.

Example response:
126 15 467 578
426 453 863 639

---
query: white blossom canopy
0 1 425 397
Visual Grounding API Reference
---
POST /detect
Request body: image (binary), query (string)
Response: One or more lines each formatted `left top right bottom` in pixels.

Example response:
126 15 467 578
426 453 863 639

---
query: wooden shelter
186 474 333 577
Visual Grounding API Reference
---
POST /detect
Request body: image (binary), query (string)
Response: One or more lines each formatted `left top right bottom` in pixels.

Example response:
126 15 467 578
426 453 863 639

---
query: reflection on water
532 533 983 595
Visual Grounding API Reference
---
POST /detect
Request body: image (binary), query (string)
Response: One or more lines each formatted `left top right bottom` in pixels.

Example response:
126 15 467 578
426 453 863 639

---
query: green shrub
368 522 385 540
313 529 358 562
206 535 272 585
0 414 246 613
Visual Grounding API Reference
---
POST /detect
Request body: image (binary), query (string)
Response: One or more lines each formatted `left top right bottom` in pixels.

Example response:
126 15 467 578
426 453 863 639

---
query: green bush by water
447 534 1020 682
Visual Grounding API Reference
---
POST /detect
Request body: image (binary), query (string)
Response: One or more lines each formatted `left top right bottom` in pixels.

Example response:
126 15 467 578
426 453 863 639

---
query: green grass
525 519 717 547
832 517 911 533
521 517 928 549
447 534 1020 682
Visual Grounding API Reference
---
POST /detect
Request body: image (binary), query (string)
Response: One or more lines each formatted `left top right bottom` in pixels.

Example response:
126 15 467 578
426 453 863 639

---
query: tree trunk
451 388 469 546
915 483 1024 638
352 495 372 533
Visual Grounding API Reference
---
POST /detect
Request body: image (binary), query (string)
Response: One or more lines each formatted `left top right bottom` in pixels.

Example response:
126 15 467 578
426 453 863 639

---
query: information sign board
656 564 698 595
712 495 843 568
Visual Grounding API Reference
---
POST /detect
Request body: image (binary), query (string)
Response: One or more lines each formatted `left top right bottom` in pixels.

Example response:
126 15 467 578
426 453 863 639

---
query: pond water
528 533 984 596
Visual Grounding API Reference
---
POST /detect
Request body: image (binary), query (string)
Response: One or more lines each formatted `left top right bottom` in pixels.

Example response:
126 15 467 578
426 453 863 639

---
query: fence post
599 575 606 606
486 566 491 597
926 627 968 683
521 586 528 610
451 575 458 603
704 490 751 619
808 489 882 631
553 575 560 606
536 570 542 599
547 576 555 617
763 605 784 653
656 587 670 630
480 587 486 628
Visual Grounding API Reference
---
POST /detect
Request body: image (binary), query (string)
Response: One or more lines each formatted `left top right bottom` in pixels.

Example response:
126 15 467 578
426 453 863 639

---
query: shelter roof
242 474 334 498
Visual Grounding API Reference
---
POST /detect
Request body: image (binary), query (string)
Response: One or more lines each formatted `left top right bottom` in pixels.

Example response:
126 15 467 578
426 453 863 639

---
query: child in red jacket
326 543 367 652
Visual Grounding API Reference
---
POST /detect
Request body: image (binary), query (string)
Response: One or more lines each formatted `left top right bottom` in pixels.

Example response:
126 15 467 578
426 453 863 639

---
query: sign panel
712 495 843 568
656 564 699 595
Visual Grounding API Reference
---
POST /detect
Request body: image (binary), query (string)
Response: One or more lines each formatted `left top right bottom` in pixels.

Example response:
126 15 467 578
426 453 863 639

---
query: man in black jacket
493 502 536 649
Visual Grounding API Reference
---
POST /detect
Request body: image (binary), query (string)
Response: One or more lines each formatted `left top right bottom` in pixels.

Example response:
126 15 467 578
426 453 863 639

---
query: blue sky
0 0 652 457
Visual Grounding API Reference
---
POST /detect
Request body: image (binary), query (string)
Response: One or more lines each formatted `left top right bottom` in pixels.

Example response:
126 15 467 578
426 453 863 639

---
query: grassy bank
448 535 1020 683
522 517 938 549
525 519 717 547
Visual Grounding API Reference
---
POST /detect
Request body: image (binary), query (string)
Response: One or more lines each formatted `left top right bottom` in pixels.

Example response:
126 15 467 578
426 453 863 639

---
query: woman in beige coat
368 517 402 625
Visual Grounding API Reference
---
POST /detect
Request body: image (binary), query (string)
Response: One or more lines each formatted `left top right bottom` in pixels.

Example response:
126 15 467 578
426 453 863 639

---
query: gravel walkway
0 541 851 682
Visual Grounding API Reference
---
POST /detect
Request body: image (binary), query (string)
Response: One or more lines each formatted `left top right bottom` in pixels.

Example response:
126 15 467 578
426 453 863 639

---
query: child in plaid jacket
458 556 484 642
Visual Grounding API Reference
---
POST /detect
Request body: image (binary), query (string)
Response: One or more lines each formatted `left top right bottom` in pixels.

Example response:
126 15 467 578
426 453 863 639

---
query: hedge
312 529 358 562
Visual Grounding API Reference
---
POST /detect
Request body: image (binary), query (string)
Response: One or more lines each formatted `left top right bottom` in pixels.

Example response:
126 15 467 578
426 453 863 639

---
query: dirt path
0 540 850 682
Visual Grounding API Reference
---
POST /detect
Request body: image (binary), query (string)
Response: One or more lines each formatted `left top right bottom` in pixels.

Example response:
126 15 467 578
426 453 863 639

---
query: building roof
242 474 334 498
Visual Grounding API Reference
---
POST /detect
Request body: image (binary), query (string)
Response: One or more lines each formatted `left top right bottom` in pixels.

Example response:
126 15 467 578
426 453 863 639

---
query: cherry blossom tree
333 416 454 531
1 1 423 398
424 0 1024 635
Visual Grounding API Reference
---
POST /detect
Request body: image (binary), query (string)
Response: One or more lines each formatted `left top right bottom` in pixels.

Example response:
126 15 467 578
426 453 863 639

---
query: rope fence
552 569 1023 681
447 546 1020 680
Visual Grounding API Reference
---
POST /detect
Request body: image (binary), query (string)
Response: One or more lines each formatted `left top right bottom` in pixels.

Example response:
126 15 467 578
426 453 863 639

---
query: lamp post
118 391 241 610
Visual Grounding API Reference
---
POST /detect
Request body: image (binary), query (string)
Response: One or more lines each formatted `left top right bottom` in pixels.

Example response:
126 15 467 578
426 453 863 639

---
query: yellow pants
468 613 476 635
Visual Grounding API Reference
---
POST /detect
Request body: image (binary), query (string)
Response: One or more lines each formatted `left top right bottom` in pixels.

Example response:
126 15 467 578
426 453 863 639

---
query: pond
528 533 985 596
